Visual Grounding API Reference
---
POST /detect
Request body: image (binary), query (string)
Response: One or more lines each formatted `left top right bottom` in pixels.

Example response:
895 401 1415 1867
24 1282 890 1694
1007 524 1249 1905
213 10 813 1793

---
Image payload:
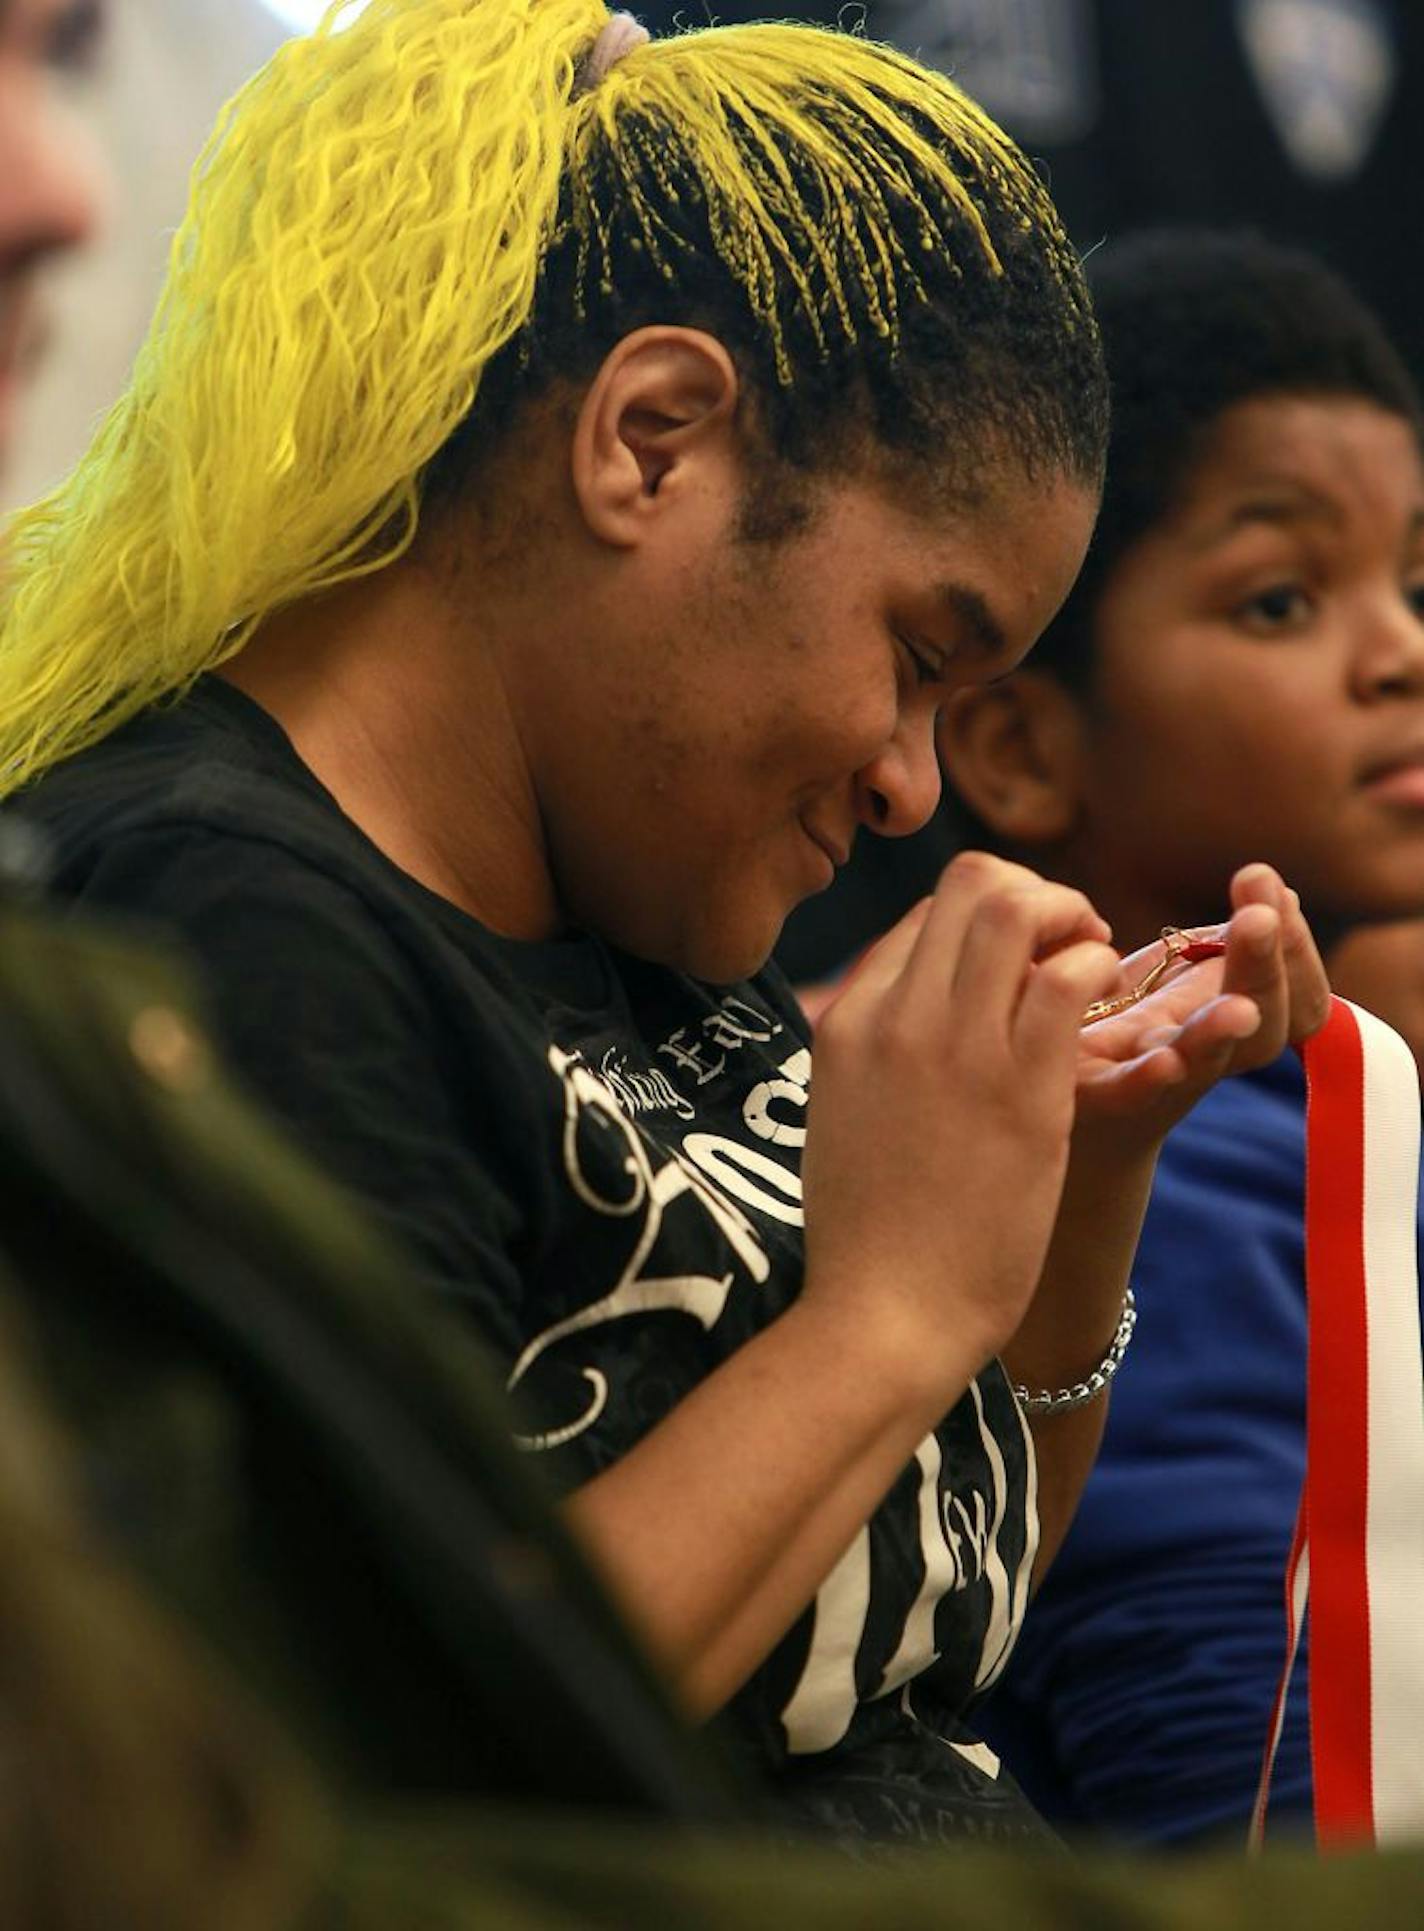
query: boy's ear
936 671 1086 846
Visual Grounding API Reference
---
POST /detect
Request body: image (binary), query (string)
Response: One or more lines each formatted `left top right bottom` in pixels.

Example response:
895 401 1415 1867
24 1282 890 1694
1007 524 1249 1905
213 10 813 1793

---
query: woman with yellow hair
0 0 1327 1843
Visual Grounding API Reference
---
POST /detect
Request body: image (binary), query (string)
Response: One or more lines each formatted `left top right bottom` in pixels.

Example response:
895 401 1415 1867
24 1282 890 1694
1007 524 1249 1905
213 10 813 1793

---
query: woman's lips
802 822 850 874
798 825 849 893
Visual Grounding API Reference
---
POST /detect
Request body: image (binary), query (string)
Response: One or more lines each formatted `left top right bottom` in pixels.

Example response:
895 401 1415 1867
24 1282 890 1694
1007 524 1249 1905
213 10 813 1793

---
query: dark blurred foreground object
0 884 739 1926
5 894 1424 1923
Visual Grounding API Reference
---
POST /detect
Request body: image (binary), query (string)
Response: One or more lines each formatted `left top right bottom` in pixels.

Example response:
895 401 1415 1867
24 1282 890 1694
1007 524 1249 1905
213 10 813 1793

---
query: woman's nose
852 708 944 837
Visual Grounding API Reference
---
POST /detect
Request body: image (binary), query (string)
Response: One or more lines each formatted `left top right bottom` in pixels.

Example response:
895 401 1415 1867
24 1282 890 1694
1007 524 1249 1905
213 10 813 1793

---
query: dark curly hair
1033 227 1423 689
425 26 1110 519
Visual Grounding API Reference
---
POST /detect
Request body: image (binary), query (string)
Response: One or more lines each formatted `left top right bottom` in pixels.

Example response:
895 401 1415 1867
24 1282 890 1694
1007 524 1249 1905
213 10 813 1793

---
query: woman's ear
936 670 1086 847
570 326 741 547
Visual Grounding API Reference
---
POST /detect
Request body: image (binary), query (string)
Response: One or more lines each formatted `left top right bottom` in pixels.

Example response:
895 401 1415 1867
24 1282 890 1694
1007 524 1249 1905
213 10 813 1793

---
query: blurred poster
1236 0 1395 179
872 0 1098 143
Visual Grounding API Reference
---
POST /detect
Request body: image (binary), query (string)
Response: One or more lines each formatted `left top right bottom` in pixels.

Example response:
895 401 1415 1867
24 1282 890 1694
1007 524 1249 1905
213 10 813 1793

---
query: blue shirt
981 1051 1422 1847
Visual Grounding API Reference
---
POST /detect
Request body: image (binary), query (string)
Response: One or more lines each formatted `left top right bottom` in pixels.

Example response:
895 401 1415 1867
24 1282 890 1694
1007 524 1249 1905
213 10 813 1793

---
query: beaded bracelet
1010 1287 1137 1416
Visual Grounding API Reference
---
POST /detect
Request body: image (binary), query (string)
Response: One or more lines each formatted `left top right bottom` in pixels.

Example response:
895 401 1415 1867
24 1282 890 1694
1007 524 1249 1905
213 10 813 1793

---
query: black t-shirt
18 679 1046 1844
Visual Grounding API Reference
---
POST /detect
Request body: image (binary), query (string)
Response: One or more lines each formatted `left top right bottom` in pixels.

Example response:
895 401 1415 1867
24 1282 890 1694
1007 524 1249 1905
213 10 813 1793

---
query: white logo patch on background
875 0 1098 144
1236 0 1396 180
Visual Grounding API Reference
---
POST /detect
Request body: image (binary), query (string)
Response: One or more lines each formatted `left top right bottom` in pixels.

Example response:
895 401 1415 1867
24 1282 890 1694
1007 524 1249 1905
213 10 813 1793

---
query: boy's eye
1237 582 1313 631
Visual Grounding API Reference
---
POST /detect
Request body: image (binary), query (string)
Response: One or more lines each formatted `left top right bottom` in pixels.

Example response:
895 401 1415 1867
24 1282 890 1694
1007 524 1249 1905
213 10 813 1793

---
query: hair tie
572 12 650 98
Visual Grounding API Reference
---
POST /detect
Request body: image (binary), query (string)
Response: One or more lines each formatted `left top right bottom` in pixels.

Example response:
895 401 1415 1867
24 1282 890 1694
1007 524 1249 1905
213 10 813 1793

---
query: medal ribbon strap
1249 1501 1309 1851
1341 1000 1424 1845
1258 997 1424 1849
1303 996 1375 1844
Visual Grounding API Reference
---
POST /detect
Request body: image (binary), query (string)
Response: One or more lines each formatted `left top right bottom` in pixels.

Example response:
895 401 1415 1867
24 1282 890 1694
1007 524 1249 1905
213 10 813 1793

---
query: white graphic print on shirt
508 990 1035 1759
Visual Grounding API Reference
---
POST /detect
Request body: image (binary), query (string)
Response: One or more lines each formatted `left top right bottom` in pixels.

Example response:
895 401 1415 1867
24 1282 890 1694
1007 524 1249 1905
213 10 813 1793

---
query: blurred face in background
1067 395 1424 940
0 0 107 467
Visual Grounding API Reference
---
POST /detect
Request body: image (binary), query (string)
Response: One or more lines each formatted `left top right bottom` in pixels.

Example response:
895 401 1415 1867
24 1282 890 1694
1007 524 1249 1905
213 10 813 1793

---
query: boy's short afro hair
1035 227 1422 689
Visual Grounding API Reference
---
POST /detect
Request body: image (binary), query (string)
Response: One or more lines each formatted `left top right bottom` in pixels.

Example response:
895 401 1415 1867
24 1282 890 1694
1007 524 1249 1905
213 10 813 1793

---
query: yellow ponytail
0 0 606 791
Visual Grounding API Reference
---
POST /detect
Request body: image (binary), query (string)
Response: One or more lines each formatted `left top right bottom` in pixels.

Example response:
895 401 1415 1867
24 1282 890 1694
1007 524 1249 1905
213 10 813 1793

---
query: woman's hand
1073 862 1330 1140
997 863 1326 1581
569 850 1123 1712
801 850 1122 1385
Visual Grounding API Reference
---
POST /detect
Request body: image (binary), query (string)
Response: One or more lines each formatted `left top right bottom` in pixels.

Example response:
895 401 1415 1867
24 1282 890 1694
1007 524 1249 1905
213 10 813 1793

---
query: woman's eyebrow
933 580 1008 659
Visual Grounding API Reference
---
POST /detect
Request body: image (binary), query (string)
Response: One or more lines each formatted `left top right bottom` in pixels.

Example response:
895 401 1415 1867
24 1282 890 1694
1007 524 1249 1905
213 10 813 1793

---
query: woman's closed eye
894 630 947 687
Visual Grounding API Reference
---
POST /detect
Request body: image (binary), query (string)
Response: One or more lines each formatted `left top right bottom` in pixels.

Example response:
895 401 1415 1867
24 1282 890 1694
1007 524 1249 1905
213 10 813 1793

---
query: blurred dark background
638 0 1424 385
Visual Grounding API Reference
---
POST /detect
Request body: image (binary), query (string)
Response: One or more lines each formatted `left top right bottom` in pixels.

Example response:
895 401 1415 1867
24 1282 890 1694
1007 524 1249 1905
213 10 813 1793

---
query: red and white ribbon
1252 996 1424 1850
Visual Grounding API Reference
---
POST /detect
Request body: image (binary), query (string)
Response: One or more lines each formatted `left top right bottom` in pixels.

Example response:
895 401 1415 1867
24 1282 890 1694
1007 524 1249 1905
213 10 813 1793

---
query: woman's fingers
1219 902 1288 1055
829 849 1049 1013
1078 989 1261 1118
1278 882 1333 1042
801 852 1120 1372
1227 863 1331 1042
1011 937 1124 1069
832 850 1112 1049
915 855 1110 1033
1078 866 1329 1129
829 896 934 1012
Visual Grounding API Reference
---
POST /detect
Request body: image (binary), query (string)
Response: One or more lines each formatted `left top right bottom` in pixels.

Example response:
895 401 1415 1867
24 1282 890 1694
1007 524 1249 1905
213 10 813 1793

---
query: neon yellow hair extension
0 2 1078 795
561 26 1073 380
0 0 604 793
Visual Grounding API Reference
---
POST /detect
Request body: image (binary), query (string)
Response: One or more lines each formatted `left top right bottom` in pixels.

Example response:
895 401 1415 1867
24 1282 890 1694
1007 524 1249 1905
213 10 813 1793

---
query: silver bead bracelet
1010 1287 1137 1417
